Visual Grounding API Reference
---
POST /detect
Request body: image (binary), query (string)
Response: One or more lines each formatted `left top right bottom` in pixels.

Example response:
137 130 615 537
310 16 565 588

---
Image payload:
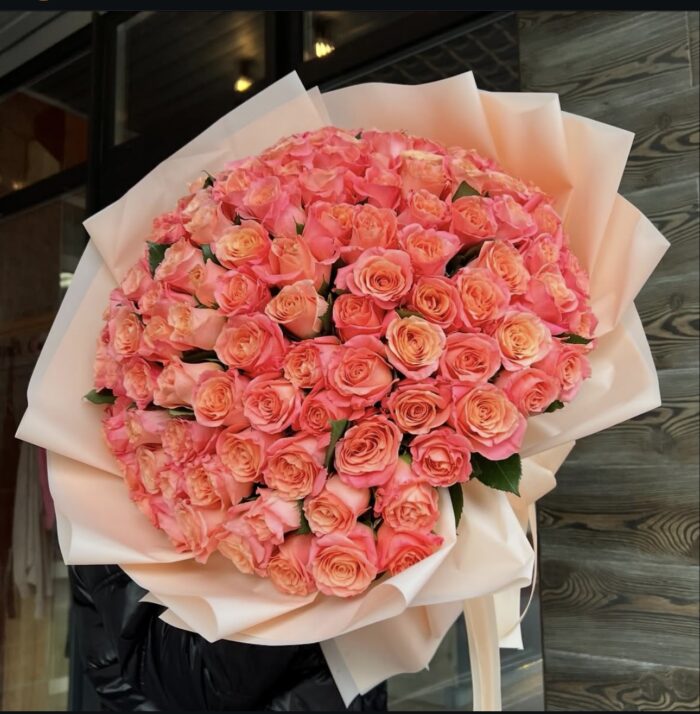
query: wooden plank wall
518 11 700 711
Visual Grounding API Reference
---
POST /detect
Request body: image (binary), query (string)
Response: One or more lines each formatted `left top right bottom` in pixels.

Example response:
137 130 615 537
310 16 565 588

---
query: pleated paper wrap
17 72 668 709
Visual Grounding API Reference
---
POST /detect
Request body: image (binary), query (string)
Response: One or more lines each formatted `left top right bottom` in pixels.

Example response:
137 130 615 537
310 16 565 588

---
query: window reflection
0 53 89 198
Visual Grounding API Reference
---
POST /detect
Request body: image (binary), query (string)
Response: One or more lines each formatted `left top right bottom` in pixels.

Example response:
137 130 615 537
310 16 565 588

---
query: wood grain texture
519 10 699 711
544 651 699 711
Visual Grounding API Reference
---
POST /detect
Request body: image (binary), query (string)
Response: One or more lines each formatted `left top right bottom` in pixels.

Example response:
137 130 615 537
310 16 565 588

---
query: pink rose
241 488 301 544
263 432 328 499
217 503 274 576
122 357 161 409
108 307 143 359
216 426 273 483
214 220 271 268
243 374 302 434
410 427 473 487
214 268 270 316
377 524 443 576
454 267 510 329
335 248 413 310
166 303 226 350
385 316 445 380
351 165 401 209
255 235 327 290
332 294 389 341
161 417 217 464
120 258 153 301
374 459 439 533
326 336 394 414
473 240 530 295
240 175 284 222
302 201 353 250
167 501 224 563
399 150 448 197
154 238 205 292
191 259 226 308
450 196 497 246
398 189 450 229
268 535 316 596
123 409 170 449
309 523 378 598
524 264 579 332
407 276 463 331
342 204 398 263
535 340 591 402
438 332 501 384
523 234 562 274
304 475 370 535
94 339 123 393
153 359 221 409
192 369 249 428
214 314 286 375
492 195 537 242
335 414 401 488
495 309 552 371
496 367 560 415
265 279 328 339
139 316 182 362
398 224 461 275
133 445 169 495
450 383 526 460
299 166 347 204
383 379 451 435
191 453 253 507
101 399 131 455
295 388 353 435
283 336 339 390
183 191 230 246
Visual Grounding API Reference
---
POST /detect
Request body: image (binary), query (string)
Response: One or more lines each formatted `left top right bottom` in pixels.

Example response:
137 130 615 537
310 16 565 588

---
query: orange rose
473 240 530 294
450 196 497 245
214 314 286 375
408 276 462 330
399 150 449 197
265 279 328 339
438 332 501 384
282 336 339 389
216 426 273 483
332 294 388 341
214 220 270 268
263 433 328 499
454 267 510 328
450 383 526 460
268 535 316 596
383 379 451 435
495 310 552 371
192 369 249 428
385 316 445 380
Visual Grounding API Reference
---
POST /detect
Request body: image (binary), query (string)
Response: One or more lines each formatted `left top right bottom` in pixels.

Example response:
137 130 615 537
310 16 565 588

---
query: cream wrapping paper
16 71 668 707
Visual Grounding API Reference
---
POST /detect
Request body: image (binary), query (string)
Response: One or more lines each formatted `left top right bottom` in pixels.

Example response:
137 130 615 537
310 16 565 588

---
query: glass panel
387 587 544 711
0 187 85 712
329 13 520 92
115 11 266 145
303 11 411 61
0 52 90 197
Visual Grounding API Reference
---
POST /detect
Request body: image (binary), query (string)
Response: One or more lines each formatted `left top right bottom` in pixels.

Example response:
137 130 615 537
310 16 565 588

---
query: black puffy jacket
69 565 387 711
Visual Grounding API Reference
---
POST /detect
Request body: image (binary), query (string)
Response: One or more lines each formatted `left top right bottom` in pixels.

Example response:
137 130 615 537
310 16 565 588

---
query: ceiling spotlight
234 59 254 93
314 20 335 58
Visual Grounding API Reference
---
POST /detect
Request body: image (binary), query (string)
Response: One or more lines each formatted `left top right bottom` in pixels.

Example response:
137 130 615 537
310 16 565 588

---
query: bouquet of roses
91 125 596 599
17 72 668 708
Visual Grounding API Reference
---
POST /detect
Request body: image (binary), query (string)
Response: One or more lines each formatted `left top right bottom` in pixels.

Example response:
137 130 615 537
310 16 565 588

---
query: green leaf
472 453 522 496
325 418 349 470
180 349 224 366
445 242 484 277
558 332 593 345
321 293 334 336
544 399 565 413
233 214 242 225
201 243 222 266
399 452 412 465
203 171 215 189
295 221 305 235
452 180 480 201
448 483 464 527
84 388 116 405
395 308 423 319
355 131 363 140
147 241 169 276
168 407 196 418
318 276 331 298
296 502 312 535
